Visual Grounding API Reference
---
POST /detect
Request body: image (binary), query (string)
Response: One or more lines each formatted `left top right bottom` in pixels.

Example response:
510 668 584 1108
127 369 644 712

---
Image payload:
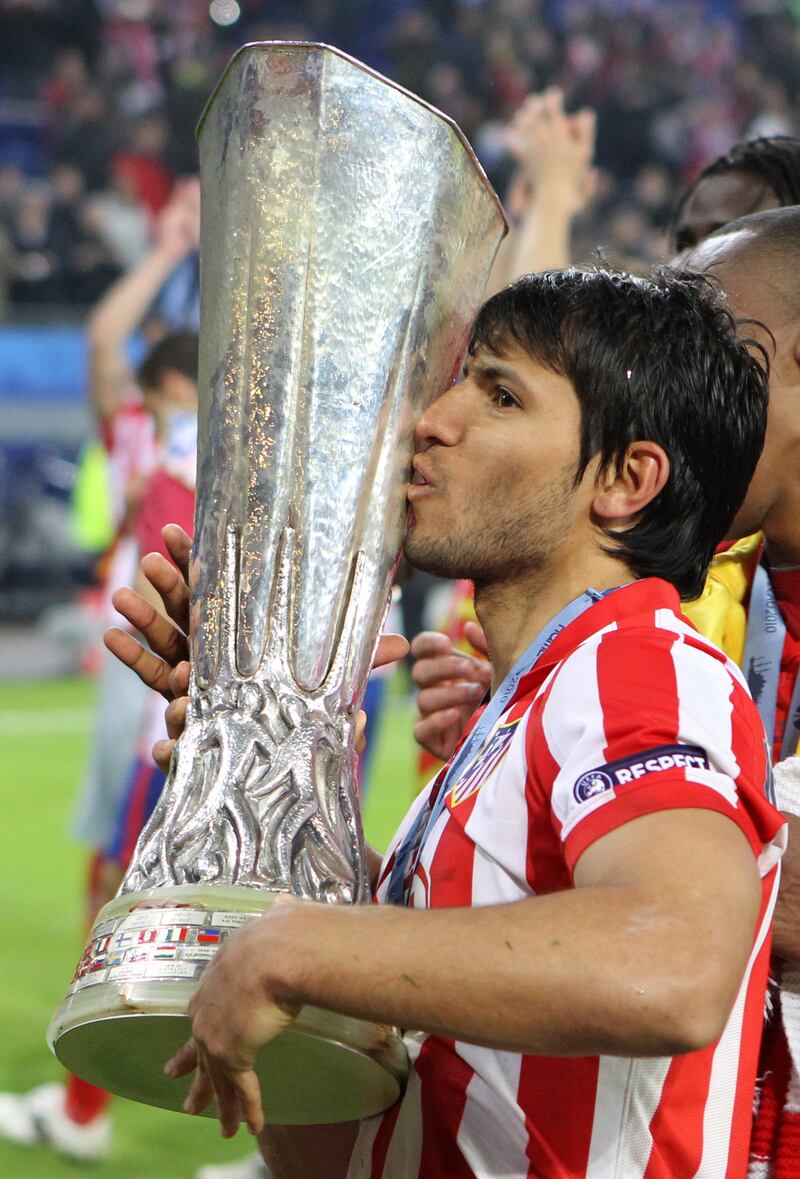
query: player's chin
404 529 455 578
403 527 432 572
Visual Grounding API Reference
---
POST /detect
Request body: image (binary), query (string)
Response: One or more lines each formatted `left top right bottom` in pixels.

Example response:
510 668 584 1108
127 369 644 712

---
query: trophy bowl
49 41 505 1123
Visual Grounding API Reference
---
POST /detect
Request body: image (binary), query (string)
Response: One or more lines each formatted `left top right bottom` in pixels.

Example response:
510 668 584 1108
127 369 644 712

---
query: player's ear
591 441 669 526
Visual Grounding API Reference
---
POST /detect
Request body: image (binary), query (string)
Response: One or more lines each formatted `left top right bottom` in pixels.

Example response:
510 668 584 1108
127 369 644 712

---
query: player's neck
474 551 631 693
764 494 800 569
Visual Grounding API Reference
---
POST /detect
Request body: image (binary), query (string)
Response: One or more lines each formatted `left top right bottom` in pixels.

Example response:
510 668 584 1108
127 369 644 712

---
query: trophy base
48 885 408 1124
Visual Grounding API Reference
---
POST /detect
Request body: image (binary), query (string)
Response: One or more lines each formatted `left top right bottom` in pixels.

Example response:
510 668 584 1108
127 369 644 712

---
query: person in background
485 86 598 295
0 188 199 1165
678 208 800 1179
111 113 174 220
105 331 198 887
670 135 800 252
73 181 200 912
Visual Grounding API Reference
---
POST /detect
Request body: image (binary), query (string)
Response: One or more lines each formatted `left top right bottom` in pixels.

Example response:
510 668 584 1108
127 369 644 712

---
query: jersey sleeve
533 623 781 877
134 470 195 565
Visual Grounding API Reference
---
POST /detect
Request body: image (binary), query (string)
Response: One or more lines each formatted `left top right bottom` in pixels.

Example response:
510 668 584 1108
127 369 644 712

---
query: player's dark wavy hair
671 136 800 250
136 330 199 391
468 268 770 600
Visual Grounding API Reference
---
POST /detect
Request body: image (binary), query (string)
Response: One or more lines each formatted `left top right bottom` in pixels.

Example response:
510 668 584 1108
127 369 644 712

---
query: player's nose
414 381 468 449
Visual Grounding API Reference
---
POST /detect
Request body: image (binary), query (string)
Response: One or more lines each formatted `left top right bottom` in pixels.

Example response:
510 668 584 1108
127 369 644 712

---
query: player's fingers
417 683 484 718
104 626 176 698
355 709 367 754
111 585 189 667
569 110 597 163
413 710 463 761
463 620 490 657
184 1047 217 1118
232 1069 265 1137
165 696 189 742
162 523 193 582
165 1037 198 1078
412 653 488 689
153 737 176 774
140 550 191 635
374 633 409 669
541 86 565 128
410 630 451 660
204 1058 244 1138
109 584 173 646
168 660 191 699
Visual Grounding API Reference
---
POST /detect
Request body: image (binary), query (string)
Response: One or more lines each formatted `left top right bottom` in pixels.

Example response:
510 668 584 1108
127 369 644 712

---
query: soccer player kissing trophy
48 41 505 1123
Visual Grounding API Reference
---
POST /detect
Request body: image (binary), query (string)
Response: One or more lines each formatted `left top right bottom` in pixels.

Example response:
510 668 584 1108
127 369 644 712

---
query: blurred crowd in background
2 5 800 1172
1 0 800 639
1 0 799 319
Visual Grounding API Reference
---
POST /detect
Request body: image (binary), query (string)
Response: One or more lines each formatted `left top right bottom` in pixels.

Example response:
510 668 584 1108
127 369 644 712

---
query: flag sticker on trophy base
48 41 505 1124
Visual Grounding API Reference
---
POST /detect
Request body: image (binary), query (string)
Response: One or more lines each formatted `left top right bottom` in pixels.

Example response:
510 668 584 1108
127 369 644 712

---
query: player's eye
495 386 518 408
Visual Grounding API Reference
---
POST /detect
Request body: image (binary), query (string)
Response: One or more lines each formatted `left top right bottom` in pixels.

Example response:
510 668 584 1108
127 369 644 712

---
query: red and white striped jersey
352 578 786 1179
101 396 158 532
98 396 159 629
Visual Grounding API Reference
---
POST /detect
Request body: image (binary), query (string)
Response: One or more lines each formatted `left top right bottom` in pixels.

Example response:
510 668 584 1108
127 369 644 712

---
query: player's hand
411 621 491 761
105 523 192 772
505 87 598 216
111 550 408 772
165 900 303 1138
104 522 192 699
153 177 201 261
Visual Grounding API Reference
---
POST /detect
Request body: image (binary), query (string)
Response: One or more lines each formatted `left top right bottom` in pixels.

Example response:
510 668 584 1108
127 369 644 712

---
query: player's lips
407 458 435 502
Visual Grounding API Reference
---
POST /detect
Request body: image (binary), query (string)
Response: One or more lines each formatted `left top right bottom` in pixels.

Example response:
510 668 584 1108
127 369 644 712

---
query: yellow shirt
682 534 762 666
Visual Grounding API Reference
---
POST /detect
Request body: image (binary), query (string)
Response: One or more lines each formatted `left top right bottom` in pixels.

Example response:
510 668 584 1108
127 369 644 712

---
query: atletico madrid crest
449 720 520 807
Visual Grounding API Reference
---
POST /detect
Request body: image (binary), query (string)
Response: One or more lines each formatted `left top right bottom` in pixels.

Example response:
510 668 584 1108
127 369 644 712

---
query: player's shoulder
544 603 749 709
570 604 738 667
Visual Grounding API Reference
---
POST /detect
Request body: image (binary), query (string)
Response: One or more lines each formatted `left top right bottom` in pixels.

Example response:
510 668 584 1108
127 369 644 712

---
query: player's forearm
511 187 574 273
87 246 184 420
483 231 517 298
88 246 181 346
772 812 800 961
485 190 574 299
262 888 742 1058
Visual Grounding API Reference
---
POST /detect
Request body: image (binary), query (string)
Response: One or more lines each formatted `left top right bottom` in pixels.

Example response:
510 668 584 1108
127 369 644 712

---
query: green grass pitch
0 672 418 1178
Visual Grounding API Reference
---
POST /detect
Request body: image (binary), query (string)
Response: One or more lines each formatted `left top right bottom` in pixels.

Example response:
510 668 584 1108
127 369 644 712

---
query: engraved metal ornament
122 41 506 904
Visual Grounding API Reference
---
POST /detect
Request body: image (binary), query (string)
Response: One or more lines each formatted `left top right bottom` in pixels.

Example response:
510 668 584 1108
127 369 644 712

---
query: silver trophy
49 42 505 1124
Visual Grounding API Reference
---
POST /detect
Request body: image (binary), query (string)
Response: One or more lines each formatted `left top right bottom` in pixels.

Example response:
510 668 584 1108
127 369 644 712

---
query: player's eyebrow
465 357 535 395
475 361 517 381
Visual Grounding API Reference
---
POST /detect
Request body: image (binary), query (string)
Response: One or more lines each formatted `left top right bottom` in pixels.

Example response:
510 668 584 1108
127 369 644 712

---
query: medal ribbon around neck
385 587 611 906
